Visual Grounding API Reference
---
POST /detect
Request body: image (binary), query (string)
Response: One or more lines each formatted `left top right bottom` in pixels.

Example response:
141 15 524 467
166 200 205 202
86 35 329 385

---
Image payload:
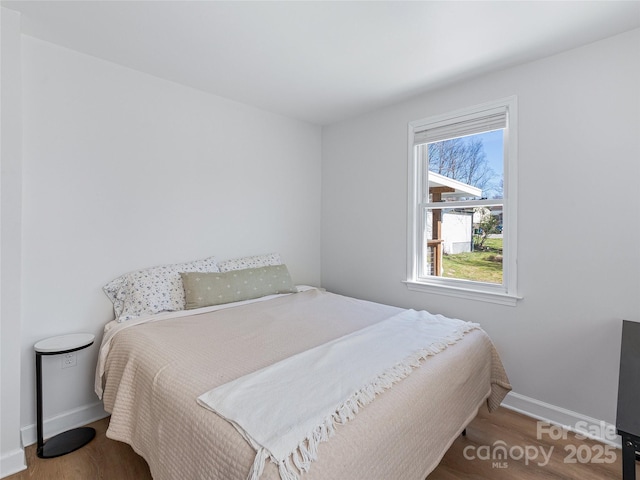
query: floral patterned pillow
103 256 219 322
217 253 282 272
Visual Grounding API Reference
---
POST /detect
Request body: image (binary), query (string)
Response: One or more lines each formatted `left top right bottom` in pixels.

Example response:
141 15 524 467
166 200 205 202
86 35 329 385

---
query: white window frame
405 96 520 306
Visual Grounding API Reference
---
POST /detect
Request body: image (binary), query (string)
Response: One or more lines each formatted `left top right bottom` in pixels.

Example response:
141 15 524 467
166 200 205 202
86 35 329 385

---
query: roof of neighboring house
428 171 482 200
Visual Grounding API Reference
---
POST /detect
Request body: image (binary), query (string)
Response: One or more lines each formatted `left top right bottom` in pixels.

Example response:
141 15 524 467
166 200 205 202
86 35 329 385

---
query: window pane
422 205 503 284
427 130 503 201
408 96 517 301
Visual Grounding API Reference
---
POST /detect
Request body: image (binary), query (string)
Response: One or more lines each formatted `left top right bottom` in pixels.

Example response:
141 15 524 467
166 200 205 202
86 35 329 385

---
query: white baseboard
20 401 109 448
0 448 27 479
502 391 621 448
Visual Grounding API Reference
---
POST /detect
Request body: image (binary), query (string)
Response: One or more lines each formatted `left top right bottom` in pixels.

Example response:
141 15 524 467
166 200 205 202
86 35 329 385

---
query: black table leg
35 350 95 459
36 352 44 457
620 432 639 480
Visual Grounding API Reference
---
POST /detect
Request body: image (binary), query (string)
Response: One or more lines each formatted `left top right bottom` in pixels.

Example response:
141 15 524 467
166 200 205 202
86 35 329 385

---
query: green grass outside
442 237 503 284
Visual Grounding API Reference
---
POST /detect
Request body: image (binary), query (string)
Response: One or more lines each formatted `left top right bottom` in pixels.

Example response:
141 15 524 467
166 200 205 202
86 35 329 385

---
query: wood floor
7 406 637 479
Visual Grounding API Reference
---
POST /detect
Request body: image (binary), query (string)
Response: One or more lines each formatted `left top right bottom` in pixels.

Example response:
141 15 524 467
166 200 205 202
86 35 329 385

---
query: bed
95 256 511 480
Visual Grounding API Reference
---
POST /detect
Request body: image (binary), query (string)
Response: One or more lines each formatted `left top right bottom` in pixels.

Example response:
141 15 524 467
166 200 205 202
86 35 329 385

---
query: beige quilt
100 289 511 480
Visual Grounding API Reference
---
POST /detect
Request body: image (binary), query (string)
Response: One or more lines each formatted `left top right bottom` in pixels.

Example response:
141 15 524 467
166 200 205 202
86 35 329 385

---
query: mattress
98 288 511 480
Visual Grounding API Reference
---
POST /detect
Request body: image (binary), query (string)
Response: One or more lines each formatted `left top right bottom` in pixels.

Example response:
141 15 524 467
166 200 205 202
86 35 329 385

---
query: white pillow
217 252 282 272
103 256 219 322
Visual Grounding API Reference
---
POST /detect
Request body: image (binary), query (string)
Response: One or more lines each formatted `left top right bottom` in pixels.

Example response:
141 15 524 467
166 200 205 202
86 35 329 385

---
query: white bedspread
99 289 512 480
96 287 316 398
198 309 479 480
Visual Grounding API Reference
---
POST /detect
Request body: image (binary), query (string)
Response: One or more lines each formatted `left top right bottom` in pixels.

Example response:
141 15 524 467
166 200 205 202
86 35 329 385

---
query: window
406 97 519 305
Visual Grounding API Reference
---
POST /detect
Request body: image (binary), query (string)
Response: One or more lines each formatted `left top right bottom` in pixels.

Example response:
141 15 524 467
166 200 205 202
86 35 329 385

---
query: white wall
14 34 321 451
1 7 27 478
322 29 640 429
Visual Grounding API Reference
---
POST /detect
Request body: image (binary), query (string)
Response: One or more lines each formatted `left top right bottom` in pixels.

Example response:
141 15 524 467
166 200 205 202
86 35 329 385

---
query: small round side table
34 333 96 458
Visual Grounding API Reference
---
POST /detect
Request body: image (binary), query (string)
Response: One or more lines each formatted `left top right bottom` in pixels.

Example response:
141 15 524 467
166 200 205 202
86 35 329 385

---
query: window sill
404 280 521 306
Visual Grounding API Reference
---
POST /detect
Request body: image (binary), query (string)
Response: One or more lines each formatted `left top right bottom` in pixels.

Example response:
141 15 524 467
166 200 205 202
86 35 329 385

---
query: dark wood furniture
617 319 640 480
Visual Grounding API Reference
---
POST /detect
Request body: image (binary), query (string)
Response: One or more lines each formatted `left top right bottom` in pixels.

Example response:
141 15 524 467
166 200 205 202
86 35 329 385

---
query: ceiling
3 1 639 125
